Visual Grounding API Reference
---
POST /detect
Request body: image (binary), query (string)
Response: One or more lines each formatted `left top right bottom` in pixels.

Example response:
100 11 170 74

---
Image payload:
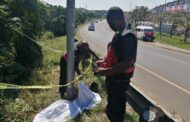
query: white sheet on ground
33 81 102 122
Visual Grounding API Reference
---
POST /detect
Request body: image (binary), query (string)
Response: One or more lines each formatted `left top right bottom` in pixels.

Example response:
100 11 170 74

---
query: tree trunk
184 28 188 43
170 24 174 38
135 20 137 26
159 21 162 39
143 15 145 25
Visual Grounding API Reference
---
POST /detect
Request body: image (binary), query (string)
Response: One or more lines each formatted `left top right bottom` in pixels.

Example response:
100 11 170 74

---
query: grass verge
155 32 190 50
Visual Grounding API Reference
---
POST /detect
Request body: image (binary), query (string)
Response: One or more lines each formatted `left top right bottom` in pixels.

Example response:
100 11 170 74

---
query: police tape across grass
0 82 72 90
0 55 92 90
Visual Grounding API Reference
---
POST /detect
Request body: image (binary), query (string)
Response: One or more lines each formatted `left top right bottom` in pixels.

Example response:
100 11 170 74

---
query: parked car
136 26 155 41
174 28 186 35
175 28 190 36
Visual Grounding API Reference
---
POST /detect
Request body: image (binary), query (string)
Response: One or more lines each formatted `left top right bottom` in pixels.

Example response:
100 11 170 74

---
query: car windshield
144 29 153 32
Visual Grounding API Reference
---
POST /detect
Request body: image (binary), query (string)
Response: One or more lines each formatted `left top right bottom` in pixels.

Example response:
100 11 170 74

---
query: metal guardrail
127 84 175 122
91 52 176 122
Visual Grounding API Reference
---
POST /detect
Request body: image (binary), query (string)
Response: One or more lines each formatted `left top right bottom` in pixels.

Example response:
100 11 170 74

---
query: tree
168 12 181 38
180 14 190 43
169 12 190 43
0 0 43 84
9 0 44 37
140 6 149 22
130 6 150 25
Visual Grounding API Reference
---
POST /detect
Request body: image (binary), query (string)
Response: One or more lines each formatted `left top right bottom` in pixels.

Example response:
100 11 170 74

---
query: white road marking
81 23 190 96
136 64 190 95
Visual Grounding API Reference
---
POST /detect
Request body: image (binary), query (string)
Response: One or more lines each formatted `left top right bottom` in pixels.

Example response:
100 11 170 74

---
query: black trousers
59 57 67 98
105 78 130 122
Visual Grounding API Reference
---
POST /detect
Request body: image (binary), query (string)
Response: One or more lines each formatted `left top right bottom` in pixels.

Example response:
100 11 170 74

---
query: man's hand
78 75 83 80
95 67 111 76
95 59 104 67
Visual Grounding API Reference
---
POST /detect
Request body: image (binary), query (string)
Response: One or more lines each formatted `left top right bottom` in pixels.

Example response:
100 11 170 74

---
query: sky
42 0 174 11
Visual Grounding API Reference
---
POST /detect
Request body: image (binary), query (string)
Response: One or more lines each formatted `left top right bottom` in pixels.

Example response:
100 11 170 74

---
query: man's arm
89 49 98 58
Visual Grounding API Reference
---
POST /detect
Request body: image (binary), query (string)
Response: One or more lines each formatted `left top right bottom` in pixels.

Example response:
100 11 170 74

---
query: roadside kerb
143 41 190 55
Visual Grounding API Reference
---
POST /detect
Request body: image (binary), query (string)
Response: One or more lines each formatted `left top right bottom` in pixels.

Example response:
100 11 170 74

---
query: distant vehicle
174 28 185 35
90 21 94 25
136 26 155 41
95 19 98 23
88 25 95 31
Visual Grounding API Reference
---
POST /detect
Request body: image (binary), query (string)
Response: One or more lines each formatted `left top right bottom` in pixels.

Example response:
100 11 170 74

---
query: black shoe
60 93 65 99
90 82 99 93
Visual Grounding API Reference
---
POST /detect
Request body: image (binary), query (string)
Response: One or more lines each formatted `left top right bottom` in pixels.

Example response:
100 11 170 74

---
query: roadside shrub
0 63 27 85
15 37 43 71
45 31 54 39
1 98 34 122
39 31 55 41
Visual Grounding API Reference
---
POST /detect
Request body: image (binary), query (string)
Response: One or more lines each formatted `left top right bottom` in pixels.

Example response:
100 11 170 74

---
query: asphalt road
79 20 190 122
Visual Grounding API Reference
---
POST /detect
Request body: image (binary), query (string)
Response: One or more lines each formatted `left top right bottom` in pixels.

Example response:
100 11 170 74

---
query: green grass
0 32 64 122
39 36 66 71
155 32 190 50
0 31 139 122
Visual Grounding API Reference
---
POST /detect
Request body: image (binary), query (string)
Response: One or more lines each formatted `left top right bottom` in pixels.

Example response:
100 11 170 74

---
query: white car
136 26 155 41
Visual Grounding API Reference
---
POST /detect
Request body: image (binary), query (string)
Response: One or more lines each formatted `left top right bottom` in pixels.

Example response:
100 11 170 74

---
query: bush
44 31 54 39
15 37 43 71
39 31 55 41
0 98 34 122
0 63 27 85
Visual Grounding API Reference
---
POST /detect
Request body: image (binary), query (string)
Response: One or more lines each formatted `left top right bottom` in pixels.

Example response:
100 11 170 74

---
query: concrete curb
144 41 190 55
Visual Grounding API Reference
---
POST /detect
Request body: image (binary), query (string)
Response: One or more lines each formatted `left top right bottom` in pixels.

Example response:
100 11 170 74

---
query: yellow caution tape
0 56 93 90
1 27 94 90
0 81 74 90
12 27 64 53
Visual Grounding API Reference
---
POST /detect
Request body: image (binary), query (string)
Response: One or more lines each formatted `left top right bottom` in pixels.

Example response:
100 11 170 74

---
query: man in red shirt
95 6 137 122
60 40 89 98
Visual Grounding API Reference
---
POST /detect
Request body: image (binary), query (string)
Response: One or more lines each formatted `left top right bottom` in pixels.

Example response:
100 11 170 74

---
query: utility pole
130 0 132 12
163 0 167 20
160 0 167 39
66 0 75 100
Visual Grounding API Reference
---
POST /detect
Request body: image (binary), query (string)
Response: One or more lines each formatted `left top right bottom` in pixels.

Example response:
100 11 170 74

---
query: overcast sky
42 0 174 11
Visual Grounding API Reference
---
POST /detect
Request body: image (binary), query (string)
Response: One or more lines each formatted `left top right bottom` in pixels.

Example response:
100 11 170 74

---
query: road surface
79 20 190 122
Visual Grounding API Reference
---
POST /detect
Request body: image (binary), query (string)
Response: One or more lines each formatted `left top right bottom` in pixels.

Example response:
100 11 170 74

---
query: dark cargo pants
105 78 130 122
59 56 67 98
